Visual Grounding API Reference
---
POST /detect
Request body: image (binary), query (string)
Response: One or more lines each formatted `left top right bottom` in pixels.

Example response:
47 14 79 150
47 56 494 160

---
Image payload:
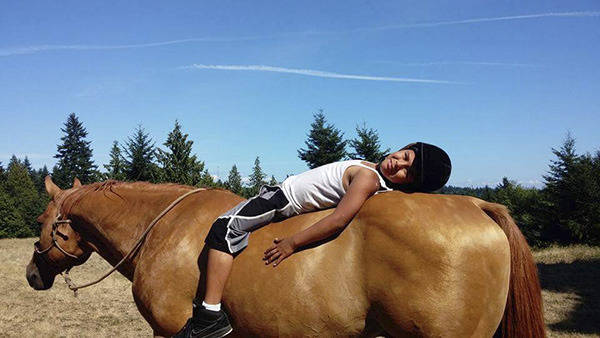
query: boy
175 142 451 338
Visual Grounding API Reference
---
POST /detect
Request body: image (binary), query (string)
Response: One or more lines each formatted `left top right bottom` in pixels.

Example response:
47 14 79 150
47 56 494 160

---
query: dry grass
1 238 599 337
534 245 600 338
0 238 151 337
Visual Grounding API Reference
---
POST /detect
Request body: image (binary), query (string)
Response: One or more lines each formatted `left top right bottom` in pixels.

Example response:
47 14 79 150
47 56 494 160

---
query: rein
35 187 205 297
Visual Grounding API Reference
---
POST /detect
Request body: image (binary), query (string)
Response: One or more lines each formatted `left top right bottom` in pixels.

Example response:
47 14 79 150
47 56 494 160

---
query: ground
1 238 598 337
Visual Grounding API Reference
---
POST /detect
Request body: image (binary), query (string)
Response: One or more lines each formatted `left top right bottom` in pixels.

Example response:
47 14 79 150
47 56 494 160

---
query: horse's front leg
131 266 198 337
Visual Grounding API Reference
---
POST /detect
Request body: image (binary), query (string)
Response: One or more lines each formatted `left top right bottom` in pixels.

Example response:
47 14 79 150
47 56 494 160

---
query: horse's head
26 176 93 290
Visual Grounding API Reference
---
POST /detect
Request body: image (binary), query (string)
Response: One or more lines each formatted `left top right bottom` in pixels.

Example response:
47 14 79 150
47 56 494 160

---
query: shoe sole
197 325 233 338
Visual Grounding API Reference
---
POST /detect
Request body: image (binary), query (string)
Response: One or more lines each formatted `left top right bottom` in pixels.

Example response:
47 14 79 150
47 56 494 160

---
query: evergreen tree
31 165 50 195
269 175 278 186
198 169 215 187
298 111 347 169
227 165 243 195
104 141 127 181
23 156 32 173
5 158 39 236
0 162 5 188
123 125 158 182
53 113 98 188
0 188 30 238
248 156 266 196
542 133 582 243
156 121 205 185
349 123 390 162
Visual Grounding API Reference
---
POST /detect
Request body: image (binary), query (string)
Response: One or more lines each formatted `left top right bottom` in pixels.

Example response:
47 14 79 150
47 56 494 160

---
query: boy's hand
263 237 295 267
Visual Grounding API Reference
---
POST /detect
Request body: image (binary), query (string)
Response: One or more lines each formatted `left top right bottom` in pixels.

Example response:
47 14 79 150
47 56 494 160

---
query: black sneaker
174 302 233 338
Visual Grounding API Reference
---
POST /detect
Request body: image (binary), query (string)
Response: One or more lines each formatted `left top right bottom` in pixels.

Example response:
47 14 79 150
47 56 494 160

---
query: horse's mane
59 180 225 216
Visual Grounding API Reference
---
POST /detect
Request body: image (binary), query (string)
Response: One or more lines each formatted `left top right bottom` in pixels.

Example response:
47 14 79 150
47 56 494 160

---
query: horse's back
359 192 510 337
135 189 510 337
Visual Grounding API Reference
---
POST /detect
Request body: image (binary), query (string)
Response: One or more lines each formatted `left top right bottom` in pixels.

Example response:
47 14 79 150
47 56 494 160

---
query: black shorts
205 185 297 255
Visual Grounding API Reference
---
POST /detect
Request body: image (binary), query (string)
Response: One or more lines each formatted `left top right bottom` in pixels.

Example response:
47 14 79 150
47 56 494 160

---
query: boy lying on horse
175 142 452 338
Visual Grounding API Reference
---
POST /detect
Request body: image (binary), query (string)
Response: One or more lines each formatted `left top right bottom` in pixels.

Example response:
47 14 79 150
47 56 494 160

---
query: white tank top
280 160 391 214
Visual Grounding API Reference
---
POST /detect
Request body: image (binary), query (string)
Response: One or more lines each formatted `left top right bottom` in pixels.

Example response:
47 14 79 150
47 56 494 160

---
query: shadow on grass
537 258 600 334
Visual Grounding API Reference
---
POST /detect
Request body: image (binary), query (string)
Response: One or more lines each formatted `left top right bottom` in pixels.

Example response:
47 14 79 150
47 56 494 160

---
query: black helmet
378 142 451 192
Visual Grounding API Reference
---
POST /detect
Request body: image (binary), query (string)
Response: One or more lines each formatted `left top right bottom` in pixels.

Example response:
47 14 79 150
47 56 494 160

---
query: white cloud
183 64 460 84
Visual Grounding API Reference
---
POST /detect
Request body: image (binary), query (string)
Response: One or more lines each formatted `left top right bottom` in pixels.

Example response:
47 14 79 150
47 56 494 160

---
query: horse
26 176 545 337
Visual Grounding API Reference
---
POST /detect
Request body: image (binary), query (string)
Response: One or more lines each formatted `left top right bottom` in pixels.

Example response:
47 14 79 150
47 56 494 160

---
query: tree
198 169 216 187
248 156 266 196
226 165 243 195
53 113 98 188
269 175 278 186
542 133 582 243
123 125 158 182
31 165 50 195
104 141 127 181
5 157 39 236
156 121 205 185
0 188 31 238
298 111 347 169
348 123 390 162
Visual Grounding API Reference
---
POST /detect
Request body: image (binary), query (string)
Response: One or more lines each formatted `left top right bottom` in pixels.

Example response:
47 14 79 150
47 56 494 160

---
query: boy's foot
174 306 232 338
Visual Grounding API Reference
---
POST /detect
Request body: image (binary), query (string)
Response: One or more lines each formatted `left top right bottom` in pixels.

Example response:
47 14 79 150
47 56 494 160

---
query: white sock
202 301 221 312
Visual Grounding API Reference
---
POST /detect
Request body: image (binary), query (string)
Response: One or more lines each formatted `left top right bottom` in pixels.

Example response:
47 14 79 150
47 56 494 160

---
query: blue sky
1 1 599 187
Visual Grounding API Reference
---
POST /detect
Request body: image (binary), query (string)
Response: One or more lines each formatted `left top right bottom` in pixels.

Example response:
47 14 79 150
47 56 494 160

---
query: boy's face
380 149 416 184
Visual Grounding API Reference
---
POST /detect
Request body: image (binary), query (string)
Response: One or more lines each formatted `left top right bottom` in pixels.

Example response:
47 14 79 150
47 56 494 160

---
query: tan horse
26 177 545 337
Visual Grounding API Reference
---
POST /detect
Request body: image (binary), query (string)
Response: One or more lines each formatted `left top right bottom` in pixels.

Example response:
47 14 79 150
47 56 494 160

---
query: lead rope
62 188 205 297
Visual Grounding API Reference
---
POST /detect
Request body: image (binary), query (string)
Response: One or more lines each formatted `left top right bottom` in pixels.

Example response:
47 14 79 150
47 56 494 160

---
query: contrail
389 61 541 67
363 11 600 30
182 64 461 84
2 11 597 57
0 36 270 57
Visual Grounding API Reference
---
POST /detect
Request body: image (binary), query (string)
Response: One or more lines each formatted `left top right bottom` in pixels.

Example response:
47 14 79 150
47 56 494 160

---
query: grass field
1 238 599 337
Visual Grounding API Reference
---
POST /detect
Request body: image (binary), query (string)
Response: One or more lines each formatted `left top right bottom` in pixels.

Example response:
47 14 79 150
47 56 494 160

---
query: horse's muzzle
26 255 55 290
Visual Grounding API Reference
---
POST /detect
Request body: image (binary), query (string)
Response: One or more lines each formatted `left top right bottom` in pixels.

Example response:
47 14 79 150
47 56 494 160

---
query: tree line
1 112 598 247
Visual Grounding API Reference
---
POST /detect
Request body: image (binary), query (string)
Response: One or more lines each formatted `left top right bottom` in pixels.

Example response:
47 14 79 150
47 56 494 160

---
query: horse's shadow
537 258 600 334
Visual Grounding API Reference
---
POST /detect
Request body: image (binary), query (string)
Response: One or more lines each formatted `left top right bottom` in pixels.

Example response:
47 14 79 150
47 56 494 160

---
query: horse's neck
72 184 192 279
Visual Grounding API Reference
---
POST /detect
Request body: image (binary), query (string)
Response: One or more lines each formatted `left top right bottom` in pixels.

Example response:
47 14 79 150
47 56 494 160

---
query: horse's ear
45 176 61 198
73 178 82 188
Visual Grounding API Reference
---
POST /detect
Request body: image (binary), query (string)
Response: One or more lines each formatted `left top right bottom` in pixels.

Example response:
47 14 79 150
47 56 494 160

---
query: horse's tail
477 201 546 338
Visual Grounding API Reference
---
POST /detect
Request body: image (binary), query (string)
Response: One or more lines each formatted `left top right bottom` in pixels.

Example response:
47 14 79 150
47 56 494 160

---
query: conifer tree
53 113 97 188
5 157 39 236
198 169 215 187
31 165 50 195
227 165 243 195
23 156 32 173
156 121 204 185
298 111 347 169
104 141 127 181
349 123 390 162
123 125 158 182
0 188 30 238
248 156 266 196
269 175 278 186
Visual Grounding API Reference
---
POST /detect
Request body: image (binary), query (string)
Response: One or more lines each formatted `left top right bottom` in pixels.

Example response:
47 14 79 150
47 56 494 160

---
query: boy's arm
263 170 380 267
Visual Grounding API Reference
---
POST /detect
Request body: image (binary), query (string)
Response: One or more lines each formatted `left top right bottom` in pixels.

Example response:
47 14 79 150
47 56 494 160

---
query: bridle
32 187 205 297
33 213 79 264
33 212 84 293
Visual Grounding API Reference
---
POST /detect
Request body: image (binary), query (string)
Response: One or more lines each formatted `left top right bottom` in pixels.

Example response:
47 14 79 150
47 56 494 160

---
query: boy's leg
204 249 233 305
175 186 292 338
